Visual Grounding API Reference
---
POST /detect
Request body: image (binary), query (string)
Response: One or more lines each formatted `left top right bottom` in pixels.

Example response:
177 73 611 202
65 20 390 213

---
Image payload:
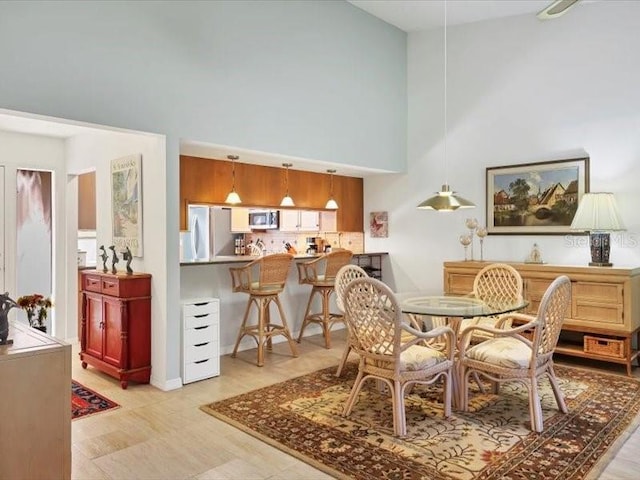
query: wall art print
111 154 143 256
486 157 589 235
370 211 388 238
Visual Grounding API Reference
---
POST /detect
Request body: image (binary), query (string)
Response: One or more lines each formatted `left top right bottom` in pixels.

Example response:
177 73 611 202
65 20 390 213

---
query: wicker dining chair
458 275 571 433
229 253 298 366
459 263 524 343
333 264 369 377
296 249 353 348
342 277 455 437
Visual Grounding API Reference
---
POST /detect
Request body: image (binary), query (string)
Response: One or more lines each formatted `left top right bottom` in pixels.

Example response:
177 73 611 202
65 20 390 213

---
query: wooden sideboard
80 270 152 388
443 261 640 375
0 321 71 479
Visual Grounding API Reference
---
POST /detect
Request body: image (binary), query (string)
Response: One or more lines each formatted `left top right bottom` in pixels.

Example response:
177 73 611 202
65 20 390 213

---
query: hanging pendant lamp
325 169 338 210
280 163 295 207
224 154 242 204
417 0 475 212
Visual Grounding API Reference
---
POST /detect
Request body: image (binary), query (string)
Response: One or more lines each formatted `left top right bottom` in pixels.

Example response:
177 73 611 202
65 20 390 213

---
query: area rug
201 363 640 480
72 380 120 420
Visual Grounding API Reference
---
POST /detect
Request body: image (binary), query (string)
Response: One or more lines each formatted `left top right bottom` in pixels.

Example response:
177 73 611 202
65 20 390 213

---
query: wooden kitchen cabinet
80 270 152 388
180 156 363 233
443 261 640 375
78 171 96 230
1 322 71 480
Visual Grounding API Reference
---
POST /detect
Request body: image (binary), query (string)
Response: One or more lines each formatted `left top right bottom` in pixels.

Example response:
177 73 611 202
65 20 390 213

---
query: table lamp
570 192 625 266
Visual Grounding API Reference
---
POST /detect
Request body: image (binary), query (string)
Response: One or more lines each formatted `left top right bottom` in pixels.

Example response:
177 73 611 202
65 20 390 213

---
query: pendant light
417 0 475 212
325 169 338 210
280 163 295 207
224 154 242 204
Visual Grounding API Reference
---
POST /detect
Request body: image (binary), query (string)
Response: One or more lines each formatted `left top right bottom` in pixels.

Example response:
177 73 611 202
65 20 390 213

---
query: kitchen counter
180 252 387 266
179 252 389 357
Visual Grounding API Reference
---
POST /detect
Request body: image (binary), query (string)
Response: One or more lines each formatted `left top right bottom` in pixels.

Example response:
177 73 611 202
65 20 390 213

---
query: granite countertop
180 252 388 267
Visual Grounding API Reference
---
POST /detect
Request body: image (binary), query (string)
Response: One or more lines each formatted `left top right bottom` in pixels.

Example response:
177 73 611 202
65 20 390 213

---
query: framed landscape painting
486 157 589 235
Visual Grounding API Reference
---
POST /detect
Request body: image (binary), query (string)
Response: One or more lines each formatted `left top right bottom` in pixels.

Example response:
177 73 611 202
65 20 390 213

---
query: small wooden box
584 335 624 359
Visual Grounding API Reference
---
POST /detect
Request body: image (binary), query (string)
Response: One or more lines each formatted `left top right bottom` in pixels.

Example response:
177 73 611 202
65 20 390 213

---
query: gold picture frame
486 157 589 235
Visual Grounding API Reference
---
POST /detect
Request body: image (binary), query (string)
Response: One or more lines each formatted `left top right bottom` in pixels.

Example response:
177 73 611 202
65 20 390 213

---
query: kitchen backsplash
244 231 364 255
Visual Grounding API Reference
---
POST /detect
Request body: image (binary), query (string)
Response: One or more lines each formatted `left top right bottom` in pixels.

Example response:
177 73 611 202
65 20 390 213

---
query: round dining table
396 292 529 408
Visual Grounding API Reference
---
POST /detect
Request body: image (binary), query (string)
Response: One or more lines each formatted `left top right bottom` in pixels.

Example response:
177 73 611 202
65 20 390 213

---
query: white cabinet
279 210 319 232
319 211 337 232
230 207 251 233
181 297 220 384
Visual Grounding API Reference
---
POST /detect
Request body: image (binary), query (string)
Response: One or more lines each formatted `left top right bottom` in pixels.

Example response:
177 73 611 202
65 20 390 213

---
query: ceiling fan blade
537 0 581 20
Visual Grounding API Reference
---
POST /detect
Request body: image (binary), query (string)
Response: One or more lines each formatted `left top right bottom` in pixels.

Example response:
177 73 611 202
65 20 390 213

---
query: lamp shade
280 195 295 207
570 192 625 232
225 190 241 205
417 184 475 211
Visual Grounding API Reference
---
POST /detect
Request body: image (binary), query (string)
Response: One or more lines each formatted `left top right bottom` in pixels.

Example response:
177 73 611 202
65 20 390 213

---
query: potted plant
16 293 53 333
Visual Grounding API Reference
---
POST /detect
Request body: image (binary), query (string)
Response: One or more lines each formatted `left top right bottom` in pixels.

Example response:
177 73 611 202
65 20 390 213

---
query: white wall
0 0 406 389
0 131 68 335
66 131 169 388
366 1 640 293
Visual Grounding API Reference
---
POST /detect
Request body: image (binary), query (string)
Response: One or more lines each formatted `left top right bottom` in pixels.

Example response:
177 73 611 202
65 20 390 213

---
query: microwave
248 209 279 230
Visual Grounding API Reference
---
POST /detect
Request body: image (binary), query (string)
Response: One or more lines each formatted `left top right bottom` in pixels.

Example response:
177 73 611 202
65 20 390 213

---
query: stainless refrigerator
180 206 235 261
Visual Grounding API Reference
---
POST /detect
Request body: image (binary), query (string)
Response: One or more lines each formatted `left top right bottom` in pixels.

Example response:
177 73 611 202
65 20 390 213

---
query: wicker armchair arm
229 262 255 292
401 323 456 360
297 257 323 284
459 318 538 354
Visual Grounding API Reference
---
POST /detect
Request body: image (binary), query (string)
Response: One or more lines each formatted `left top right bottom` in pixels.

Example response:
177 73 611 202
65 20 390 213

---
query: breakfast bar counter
180 252 388 358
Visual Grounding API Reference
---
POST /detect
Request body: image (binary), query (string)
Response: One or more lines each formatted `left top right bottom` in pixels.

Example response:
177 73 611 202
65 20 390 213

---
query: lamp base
589 232 612 267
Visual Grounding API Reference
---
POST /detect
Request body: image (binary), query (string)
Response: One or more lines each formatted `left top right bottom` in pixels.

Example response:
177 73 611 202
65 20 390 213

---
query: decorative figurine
0 292 18 345
99 245 109 273
109 245 119 274
526 243 544 264
122 247 133 275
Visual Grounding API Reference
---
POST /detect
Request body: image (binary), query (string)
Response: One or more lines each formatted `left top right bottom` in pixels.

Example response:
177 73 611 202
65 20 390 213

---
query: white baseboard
151 376 183 391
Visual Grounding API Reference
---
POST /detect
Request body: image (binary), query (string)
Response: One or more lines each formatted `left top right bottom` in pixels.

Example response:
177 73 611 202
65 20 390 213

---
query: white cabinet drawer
183 301 218 317
184 358 219 383
184 313 217 329
184 324 218 345
184 341 217 363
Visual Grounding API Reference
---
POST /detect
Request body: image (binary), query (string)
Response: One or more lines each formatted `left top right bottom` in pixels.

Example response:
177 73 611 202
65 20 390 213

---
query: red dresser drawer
83 273 102 293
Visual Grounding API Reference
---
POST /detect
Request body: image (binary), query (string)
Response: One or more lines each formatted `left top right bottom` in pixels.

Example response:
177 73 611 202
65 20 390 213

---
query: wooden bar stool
229 253 298 366
297 249 353 348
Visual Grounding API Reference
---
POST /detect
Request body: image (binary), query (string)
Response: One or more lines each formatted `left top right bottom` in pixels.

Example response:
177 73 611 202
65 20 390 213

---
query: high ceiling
348 0 580 32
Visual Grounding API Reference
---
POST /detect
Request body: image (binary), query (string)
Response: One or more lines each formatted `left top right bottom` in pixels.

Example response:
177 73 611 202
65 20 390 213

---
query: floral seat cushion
466 337 532 368
367 344 446 371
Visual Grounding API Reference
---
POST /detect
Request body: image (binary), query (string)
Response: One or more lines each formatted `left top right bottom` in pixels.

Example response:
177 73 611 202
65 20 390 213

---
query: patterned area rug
72 380 120 420
201 364 640 479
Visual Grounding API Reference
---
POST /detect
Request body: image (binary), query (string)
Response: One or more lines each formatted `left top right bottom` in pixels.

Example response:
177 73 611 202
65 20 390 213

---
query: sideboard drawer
83 274 102 293
573 282 622 304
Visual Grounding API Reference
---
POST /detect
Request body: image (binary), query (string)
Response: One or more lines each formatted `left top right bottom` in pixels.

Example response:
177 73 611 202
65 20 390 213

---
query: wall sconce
570 192 625 266
280 163 295 207
325 169 338 210
224 154 241 205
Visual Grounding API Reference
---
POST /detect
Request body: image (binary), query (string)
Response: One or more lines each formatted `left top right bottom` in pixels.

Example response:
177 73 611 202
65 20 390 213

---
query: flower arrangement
16 293 53 328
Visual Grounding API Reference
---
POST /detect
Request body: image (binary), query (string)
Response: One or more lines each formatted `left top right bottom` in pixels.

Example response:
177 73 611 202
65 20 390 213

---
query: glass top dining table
396 293 529 409
396 293 529 319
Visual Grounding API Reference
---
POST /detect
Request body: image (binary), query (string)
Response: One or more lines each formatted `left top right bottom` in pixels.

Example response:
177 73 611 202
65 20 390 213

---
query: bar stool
229 253 298 366
297 249 353 348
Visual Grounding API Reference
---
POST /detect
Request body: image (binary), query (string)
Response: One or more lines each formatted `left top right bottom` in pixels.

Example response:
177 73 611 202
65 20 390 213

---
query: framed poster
111 154 143 256
370 211 388 238
486 157 589 235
